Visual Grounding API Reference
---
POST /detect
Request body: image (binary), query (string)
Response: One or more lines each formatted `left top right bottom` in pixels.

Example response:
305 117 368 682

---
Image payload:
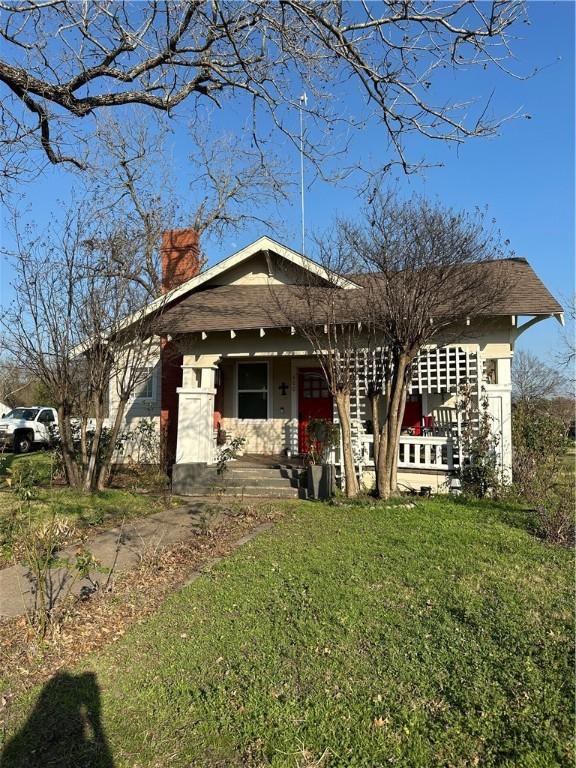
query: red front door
298 369 333 454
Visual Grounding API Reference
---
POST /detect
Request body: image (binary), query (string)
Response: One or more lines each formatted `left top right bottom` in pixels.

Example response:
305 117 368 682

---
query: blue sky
1 1 574 361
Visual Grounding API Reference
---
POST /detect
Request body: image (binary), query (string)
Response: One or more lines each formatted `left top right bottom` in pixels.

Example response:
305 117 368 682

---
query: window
38 409 55 424
302 372 329 399
5 408 39 421
237 362 268 419
134 367 154 399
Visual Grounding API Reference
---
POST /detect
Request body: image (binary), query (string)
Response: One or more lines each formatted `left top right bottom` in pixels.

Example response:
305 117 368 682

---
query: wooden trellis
332 346 481 469
409 346 480 395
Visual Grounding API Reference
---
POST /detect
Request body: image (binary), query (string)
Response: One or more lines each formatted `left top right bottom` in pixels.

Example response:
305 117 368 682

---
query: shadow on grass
449 495 539 537
1 672 114 768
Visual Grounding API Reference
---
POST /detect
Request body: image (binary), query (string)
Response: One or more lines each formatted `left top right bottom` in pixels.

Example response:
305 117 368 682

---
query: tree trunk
79 418 88 472
95 396 128 491
374 383 390 497
334 390 359 498
376 425 390 499
85 402 105 492
57 404 81 489
388 381 408 495
376 356 409 499
369 390 381 469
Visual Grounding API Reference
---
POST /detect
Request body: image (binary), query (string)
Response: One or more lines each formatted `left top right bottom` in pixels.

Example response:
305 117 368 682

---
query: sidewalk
0 501 219 618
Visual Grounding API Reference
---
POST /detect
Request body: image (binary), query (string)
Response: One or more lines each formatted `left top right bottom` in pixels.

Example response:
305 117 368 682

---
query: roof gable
187 236 360 291
116 236 360 333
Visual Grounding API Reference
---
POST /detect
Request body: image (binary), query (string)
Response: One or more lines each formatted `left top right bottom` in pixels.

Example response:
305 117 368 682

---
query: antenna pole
299 92 307 256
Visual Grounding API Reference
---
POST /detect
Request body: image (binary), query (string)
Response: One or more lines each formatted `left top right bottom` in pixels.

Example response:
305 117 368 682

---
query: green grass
0 449 56 485
0 451 176 564
2 499 573 767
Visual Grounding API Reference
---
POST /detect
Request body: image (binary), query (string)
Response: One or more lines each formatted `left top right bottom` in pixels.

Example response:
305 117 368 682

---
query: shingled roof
153 257 561 336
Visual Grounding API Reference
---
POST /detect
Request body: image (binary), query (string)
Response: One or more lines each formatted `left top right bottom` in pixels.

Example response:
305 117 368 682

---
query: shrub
216 436 246 475
121 418 171 492
510 400 573 546
458 386 501 498
535 484 575 547
8 467 99 634
6 459 44 493
512 401 568 502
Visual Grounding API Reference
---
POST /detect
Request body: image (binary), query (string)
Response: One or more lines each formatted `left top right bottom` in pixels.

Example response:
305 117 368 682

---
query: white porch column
485 357 513 482
175 354 220 464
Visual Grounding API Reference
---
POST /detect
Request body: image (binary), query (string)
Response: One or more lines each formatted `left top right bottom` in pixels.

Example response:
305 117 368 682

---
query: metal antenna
299 92 308 256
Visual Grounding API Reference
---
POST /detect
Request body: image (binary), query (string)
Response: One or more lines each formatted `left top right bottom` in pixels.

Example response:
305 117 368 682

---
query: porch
170 342 494 495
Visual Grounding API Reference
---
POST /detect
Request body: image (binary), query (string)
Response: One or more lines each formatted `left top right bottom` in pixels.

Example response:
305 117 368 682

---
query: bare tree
84 113 290 297
342 193 511 498
0 206 161 491
0 2 528 186
0 360 35 408
512 350 568 404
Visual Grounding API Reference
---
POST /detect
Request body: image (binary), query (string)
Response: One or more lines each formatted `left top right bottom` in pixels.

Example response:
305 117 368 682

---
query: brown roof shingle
154 258 562 335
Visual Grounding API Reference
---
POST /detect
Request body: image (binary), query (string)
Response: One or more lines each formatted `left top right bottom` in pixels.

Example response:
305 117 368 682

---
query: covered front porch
170 337 501 494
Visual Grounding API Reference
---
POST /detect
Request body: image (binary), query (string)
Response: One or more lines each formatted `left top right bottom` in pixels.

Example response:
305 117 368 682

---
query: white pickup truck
0 406 58 453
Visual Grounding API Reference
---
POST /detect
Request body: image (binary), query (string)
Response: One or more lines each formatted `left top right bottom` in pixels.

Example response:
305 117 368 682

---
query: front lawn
1 499 573 767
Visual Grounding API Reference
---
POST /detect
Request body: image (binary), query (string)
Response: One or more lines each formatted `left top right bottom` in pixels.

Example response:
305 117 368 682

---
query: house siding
107 339 162 462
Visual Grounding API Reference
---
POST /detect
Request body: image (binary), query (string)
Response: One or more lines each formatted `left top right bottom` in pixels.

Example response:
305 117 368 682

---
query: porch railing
338 433 458 472
398 435 457 471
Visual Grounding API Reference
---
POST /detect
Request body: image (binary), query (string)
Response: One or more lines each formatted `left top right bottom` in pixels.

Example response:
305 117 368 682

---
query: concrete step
233 459 303 470
227 467 303 480
196 476 299 489
182 485 301 499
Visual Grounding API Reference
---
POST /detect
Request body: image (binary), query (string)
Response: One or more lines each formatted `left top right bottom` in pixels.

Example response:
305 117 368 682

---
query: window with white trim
134 367 154 400
237 362 268 419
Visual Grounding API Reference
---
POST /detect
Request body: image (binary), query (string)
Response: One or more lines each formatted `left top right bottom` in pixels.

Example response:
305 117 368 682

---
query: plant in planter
306 418 340 500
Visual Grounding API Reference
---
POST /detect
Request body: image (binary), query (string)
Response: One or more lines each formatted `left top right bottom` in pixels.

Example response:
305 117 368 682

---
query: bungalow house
111 229 563 496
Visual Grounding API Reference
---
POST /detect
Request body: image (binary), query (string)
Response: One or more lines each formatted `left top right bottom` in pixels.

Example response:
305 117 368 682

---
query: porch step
227 467 303 480
197 476 300 489
179 484 302 499
173 458 307 499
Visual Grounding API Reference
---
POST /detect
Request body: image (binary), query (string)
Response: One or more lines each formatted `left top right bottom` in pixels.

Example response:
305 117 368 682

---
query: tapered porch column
175 354 221 465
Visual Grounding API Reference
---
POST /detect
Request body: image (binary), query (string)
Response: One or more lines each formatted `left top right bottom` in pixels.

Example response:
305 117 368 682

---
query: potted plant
305 418 339 500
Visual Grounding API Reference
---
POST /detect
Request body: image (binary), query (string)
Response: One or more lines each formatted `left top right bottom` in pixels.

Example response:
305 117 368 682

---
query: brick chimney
161 228 201 292
160 228 201 467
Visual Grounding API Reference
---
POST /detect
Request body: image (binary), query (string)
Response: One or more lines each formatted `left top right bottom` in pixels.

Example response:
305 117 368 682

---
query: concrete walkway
0 501 220 619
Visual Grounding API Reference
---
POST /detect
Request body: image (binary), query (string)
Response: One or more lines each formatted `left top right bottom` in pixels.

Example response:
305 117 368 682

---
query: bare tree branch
0 1 529 186
80 112 291 297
